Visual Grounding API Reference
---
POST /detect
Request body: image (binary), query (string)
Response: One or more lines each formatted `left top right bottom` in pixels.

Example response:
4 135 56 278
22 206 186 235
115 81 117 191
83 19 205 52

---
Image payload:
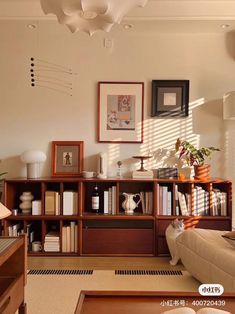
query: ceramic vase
19 191 34 214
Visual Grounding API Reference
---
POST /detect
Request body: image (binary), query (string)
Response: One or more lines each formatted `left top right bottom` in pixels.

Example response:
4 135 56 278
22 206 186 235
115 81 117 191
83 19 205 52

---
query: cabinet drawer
0 275 24 314
196 219 231 231
82 228 154 255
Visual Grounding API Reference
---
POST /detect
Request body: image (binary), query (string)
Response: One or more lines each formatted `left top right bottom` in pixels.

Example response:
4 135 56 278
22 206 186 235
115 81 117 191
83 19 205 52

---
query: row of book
43 191 78 215
212 189 227 216
157 186 172 215
157 185 228 216
140 191 153 214
177 187 227 216
8 223 24 237
61 222 78 253
103 186 117 214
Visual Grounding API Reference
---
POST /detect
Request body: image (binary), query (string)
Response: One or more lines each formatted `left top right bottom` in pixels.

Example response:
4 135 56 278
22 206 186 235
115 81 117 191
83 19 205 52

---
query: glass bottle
91 184 99 213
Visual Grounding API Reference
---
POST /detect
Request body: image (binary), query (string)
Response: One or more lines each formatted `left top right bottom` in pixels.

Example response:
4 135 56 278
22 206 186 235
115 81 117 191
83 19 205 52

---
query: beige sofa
176 228 235 292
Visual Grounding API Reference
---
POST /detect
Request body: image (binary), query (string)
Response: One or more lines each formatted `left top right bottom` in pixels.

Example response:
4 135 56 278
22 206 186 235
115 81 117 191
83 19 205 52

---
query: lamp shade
223 91 235 120
20 150 46 163
40 0 148 35
0 202 11 219
20 150 47 179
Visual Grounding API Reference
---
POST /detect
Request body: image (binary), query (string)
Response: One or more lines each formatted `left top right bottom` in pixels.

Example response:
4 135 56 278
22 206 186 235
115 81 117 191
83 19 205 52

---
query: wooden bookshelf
3 178 232 257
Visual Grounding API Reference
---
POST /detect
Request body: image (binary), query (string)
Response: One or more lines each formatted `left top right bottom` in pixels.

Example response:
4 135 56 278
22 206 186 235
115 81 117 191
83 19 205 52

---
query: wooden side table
0 235 27 314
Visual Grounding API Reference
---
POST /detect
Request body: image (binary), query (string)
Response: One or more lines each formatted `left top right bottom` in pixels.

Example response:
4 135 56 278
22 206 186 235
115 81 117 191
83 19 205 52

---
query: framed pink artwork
98 82 144 143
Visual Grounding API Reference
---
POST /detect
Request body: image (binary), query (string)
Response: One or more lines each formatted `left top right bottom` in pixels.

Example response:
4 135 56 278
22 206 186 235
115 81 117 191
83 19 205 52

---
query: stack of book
63 191 78 215
45 191 60 215
61 221 78 253
103 185 117 214
132 170 154 179
44 231 60 252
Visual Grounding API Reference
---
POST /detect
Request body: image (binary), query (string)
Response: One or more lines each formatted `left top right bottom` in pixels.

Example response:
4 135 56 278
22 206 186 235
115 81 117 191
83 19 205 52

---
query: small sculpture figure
117 160 122 178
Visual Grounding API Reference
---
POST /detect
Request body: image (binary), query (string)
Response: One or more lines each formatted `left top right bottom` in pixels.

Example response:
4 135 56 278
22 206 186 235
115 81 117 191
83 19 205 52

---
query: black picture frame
151 80 189 117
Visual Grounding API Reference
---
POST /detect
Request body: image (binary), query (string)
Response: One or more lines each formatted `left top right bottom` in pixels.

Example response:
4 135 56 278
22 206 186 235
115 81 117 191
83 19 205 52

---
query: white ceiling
0 0 235 33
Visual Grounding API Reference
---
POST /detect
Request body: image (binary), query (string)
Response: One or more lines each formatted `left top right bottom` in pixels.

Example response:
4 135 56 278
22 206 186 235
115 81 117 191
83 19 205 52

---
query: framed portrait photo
98 82 144 143
52 141 84 177
151 80 189 117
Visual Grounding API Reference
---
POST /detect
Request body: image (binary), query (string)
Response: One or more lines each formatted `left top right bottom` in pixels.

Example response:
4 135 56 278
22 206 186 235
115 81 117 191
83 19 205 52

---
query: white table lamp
0 202 11 219
20 150 46 179
223 91 235 120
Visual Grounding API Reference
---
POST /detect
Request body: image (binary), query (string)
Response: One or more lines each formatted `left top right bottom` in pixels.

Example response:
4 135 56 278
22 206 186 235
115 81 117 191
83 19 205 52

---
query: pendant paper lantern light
20 150 47 179
40 0 148 35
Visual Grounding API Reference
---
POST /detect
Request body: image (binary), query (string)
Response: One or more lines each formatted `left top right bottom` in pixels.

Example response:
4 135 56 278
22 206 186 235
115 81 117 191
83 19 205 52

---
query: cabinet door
82 228 154 255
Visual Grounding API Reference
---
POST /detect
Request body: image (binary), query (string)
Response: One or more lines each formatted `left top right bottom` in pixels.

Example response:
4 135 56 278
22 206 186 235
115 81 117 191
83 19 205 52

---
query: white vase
122 192 141 214
19 192 34 214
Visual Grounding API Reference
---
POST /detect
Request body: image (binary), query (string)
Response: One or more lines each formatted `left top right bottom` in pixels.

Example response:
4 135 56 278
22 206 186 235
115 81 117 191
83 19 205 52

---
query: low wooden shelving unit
3 177 232 257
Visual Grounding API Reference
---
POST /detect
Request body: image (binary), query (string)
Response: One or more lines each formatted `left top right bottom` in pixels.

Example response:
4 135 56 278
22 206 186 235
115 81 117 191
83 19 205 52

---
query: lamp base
27 163 40 179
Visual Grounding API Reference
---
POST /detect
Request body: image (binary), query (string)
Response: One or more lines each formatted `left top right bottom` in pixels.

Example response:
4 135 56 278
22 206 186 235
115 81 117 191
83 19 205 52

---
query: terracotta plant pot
194 164 210 180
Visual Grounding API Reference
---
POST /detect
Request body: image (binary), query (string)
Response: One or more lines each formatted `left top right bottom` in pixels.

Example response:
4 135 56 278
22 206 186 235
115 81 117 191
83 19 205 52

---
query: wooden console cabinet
3 178 232 257
0 235 27 313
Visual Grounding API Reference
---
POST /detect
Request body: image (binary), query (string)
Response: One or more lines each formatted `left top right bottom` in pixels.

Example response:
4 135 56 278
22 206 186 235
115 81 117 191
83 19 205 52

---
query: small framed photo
151 80 189 117
52 141 84 177
98 82 144 143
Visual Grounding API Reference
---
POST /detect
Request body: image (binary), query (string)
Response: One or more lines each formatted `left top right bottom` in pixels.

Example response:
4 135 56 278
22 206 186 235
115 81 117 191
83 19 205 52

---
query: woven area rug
26 269 200 314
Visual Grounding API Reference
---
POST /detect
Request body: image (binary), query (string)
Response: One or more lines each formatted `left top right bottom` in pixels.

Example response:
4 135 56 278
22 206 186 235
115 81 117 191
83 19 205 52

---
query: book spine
62 226 67 253
108 188 112 214
66 226 71 253
111 186 116 215
103 190 109 214
70 221 75 252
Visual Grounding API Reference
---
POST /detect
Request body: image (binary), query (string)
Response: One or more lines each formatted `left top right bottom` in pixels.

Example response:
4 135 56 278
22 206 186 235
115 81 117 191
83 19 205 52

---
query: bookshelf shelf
3 177 232 257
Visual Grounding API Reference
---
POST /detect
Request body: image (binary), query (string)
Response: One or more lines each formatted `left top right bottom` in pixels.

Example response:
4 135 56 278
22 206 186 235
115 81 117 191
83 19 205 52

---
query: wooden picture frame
98 82 144 143
52 141 84 177
151 80 189 117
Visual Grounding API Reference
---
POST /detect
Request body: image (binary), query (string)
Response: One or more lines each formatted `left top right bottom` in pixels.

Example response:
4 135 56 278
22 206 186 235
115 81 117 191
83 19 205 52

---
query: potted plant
175 138 220 179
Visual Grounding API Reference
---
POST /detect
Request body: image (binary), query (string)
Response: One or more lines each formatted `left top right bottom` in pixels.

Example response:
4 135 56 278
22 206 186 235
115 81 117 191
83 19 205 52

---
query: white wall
0 20 235 225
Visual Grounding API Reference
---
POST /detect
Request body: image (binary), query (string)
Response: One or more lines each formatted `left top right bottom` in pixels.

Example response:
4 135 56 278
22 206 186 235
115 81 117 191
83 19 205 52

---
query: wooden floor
28 256 185 270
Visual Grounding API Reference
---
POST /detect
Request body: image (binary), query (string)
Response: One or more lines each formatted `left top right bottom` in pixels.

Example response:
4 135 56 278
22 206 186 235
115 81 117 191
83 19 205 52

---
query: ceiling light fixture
220 24 230 29
27 24 36 29
123 24 133 30
40 0 148 35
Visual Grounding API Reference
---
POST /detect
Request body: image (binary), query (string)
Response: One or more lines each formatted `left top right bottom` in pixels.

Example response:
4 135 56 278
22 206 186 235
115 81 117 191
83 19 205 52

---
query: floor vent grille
28 269 93 275
115 270 183 276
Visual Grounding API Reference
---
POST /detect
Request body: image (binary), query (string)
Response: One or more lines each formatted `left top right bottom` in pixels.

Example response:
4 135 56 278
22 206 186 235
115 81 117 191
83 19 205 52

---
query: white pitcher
122 192 141 214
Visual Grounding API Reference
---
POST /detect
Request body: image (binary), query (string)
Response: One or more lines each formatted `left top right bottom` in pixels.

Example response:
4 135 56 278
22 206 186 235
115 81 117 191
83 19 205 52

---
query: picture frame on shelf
151 80 189 117
52 141 84 177
98 81 144 143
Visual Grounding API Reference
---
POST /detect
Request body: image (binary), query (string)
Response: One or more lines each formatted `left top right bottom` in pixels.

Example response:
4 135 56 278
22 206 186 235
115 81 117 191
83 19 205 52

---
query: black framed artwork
151 80 189 117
